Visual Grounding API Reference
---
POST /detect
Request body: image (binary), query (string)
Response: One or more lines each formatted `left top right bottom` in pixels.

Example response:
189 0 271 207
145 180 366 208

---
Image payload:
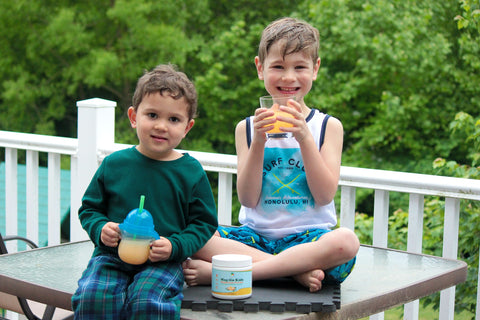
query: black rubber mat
181 278 340 314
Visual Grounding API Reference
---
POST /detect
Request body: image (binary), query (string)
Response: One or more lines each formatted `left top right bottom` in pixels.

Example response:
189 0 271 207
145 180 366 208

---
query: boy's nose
282 69 296 81
154 120 167 131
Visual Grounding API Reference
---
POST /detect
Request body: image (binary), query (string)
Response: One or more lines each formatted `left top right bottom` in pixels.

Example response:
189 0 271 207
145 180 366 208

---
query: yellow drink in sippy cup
118 238 151 265
118 195 159 265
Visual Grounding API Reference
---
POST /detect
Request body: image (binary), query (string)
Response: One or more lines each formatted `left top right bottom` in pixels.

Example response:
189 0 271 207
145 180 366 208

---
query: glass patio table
0 240 467 320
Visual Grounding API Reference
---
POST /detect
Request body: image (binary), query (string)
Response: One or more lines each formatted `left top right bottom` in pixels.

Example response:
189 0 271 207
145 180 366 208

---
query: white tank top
238 109 337 240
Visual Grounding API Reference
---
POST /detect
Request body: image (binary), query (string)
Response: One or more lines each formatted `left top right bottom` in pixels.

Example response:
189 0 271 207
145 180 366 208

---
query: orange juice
259 95 296 138
118 238 150 265
265 103 294 135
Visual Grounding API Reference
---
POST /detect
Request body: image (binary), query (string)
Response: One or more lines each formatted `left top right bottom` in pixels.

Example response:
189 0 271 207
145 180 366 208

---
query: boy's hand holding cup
260 95 296 139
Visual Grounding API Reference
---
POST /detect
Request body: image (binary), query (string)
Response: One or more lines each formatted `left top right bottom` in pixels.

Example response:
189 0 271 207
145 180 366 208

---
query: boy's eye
272 65 284 69
169 117 180 122
148 113 157 119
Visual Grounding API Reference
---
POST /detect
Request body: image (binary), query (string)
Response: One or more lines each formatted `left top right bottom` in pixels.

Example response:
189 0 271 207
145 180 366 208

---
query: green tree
302 0 479 173
0 0 209 140
182 0 304 153
2 0 479 172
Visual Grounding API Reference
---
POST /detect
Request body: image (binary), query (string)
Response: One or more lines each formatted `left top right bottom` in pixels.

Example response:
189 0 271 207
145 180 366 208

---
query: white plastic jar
211 254 252 300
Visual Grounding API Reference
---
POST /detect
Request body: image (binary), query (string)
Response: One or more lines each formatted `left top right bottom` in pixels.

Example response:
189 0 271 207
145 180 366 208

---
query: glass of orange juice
260 95 296 138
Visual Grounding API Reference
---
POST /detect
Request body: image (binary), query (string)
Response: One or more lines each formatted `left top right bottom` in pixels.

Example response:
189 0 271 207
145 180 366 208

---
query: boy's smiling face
255 41 321 104
128 92 194 161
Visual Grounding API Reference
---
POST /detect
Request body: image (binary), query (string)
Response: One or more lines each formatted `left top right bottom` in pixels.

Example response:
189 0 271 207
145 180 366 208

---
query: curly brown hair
132 64 197 120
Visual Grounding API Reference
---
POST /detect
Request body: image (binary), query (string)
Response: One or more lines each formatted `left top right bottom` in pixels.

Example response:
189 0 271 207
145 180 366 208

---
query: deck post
71 98 116 241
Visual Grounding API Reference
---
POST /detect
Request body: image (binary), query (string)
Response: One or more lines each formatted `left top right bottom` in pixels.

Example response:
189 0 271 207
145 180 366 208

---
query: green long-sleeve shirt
78 147 218 262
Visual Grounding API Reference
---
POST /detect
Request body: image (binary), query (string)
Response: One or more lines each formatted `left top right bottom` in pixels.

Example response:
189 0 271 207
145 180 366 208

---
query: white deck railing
1 98 480 320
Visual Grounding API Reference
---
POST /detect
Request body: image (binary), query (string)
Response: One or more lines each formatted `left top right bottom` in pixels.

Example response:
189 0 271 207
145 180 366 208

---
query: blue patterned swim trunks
217 225 356 283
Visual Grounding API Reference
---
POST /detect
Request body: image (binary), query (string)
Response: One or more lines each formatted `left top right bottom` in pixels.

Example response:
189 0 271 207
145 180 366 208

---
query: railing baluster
370 189 389 320
407 193 425 253
373 189 389 248
5 148 18 252
404 193 425 320
26 150 39 245
69 155 83 242
4 148 21 320
48 153 61 245
217 172 232 225
340 185 356 230
439 197 460 320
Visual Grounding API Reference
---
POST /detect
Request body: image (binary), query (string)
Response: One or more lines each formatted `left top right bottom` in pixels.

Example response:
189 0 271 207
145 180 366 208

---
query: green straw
138 195 145 214
133 195 145 240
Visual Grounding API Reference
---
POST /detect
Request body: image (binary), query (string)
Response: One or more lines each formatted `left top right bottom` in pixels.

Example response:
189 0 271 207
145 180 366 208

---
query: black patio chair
0 232 56 320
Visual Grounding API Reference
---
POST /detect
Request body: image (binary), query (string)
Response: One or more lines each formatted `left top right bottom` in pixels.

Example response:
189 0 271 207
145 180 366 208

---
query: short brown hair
132 64 197 119
257 17 320 65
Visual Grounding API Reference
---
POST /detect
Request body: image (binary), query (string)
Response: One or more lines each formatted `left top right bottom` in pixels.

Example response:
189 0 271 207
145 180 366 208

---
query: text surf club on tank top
239 109 337 239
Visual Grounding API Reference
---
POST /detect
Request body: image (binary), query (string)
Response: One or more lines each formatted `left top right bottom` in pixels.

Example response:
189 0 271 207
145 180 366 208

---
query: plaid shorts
71 254 184 320
218 225 356 283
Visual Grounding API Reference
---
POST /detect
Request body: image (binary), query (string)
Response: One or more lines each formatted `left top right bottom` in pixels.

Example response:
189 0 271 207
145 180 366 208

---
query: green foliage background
2 0 478 170
1 0 479 316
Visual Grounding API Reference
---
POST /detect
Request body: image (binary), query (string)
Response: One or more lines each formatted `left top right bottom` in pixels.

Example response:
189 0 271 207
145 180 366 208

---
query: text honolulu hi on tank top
238 109 338 240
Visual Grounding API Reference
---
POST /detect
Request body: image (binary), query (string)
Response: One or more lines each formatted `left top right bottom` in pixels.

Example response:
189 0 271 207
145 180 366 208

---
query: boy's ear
312 58 321 80
183 119 195 137
127 106 137 128
254 56 264 80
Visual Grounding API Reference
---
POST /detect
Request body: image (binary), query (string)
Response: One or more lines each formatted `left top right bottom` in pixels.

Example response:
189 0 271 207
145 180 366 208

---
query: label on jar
211 267 252 298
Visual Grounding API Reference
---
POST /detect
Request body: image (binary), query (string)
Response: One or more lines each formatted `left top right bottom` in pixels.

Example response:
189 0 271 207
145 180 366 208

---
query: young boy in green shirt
72 64 218 320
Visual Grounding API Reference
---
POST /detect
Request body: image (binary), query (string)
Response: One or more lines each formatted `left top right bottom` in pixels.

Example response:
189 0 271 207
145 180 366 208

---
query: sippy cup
118 195 160 265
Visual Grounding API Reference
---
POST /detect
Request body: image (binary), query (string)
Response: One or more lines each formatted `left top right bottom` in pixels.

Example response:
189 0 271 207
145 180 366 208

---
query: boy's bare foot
293 269 325 292
182 259 212 286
